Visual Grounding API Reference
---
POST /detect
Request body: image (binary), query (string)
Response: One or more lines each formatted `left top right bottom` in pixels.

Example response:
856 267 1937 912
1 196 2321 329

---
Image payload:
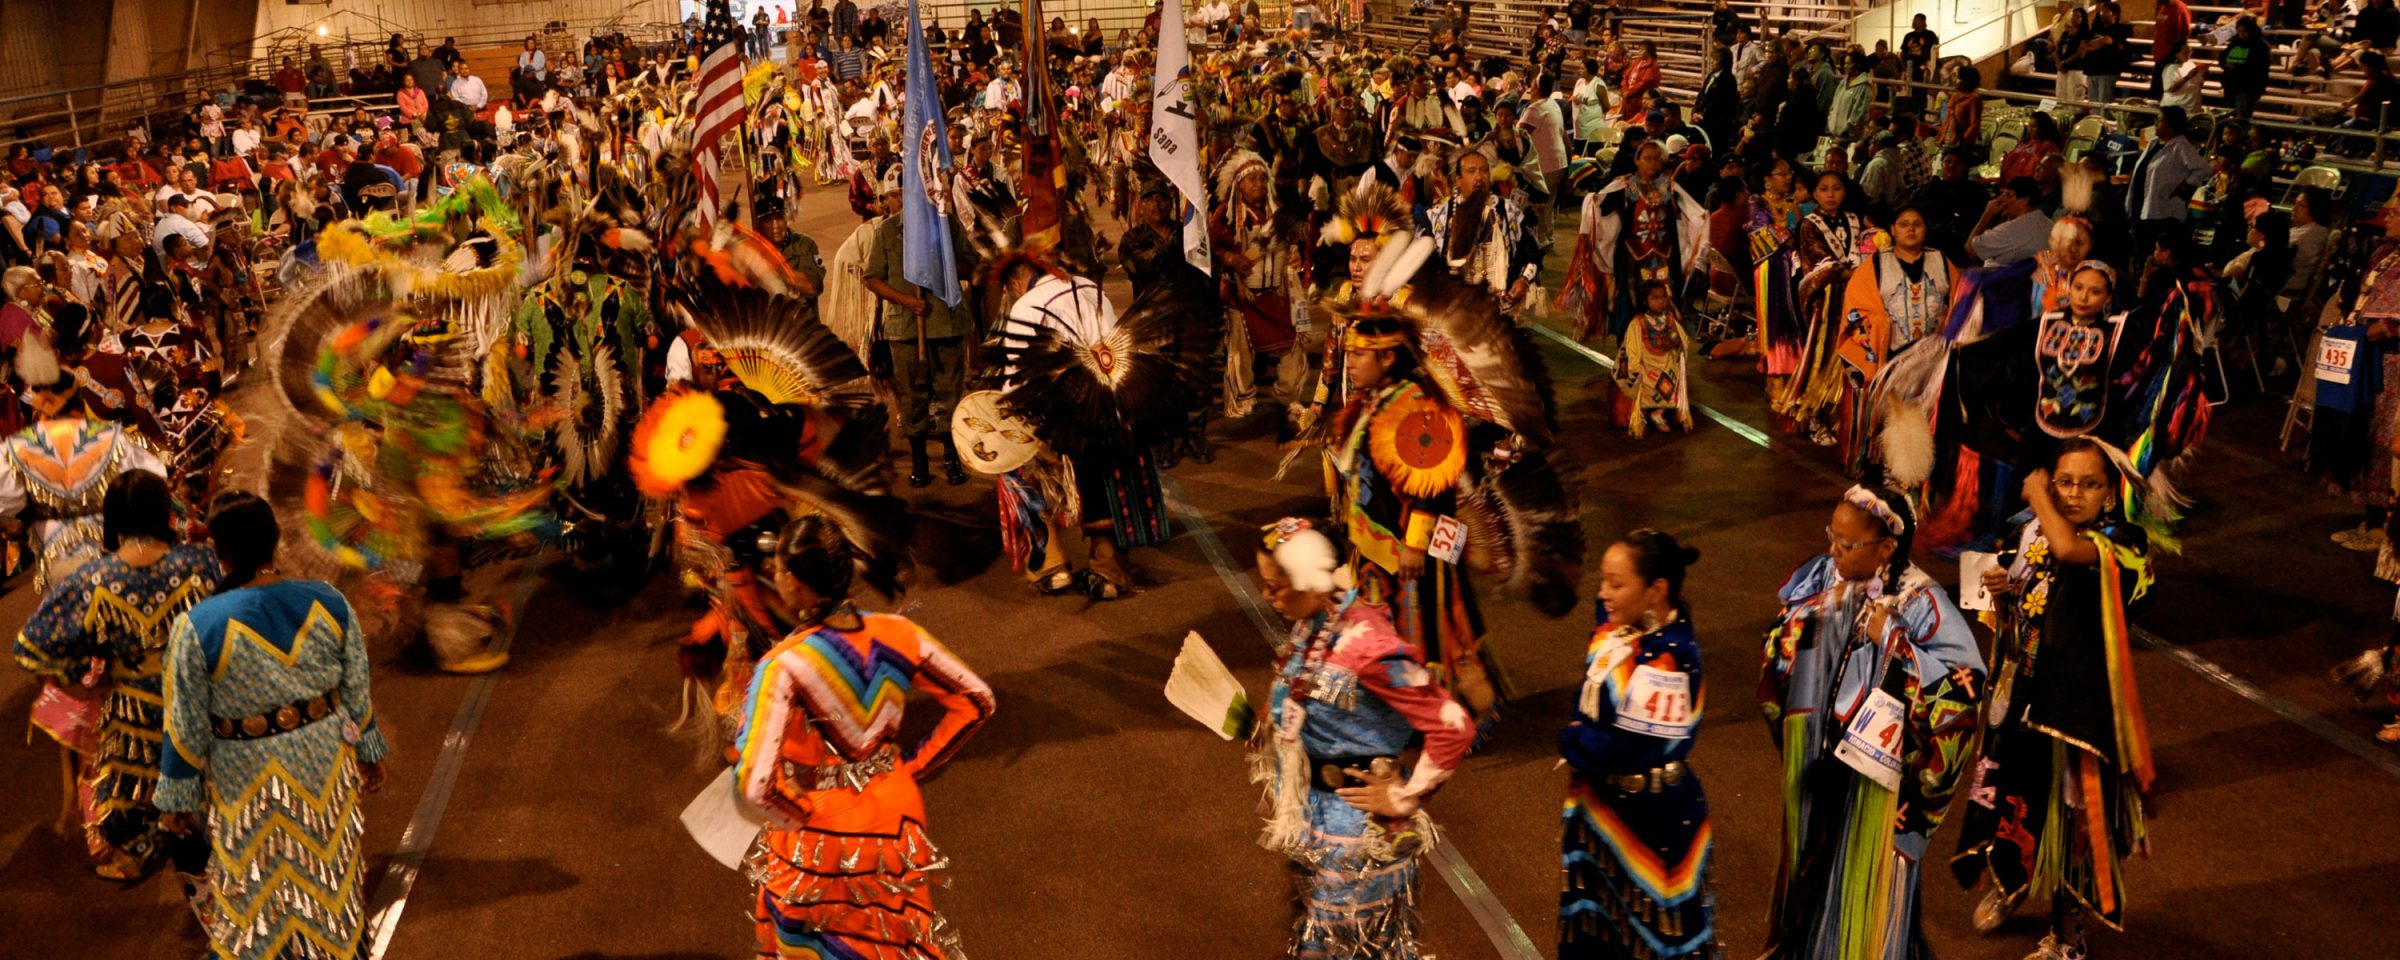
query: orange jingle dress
733 612 996 959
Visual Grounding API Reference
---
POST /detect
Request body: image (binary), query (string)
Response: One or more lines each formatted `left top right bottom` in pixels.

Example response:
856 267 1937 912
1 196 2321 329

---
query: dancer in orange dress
733 514 995 959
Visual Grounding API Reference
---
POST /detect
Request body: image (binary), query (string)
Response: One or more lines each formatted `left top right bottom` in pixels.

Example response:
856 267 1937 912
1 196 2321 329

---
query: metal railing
1879 75 2400 172
0 10 683 157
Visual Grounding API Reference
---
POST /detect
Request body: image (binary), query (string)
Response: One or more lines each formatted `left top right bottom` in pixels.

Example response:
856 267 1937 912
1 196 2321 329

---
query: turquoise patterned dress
13 545 221 867
157 579 390 960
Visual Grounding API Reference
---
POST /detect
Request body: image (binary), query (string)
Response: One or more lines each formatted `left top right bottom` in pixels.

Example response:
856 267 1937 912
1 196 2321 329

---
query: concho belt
1307 753 1396 792
780 743 901 793
1606 760 1690 794
211 690 341 741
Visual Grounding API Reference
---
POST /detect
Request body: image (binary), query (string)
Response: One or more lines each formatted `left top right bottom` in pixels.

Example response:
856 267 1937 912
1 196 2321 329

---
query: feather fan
1166 631 1256 741
2333 648 2392 702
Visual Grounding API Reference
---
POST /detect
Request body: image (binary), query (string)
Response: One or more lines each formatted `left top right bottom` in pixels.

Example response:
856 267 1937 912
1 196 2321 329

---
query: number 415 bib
1611 665 1696 738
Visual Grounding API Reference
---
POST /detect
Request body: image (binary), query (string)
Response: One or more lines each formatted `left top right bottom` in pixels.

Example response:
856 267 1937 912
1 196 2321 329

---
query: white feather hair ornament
1880 401 1936 489
2061 162 2097 218
1268 523 1353 594
15 333 59 390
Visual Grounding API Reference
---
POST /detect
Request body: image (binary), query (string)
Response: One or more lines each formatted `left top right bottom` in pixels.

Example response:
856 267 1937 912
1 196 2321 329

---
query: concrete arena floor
2 181 2396 960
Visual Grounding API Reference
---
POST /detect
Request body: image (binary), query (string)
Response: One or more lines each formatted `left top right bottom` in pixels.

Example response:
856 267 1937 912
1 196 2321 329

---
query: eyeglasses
1826 526 1888 554
2052 477 2110 495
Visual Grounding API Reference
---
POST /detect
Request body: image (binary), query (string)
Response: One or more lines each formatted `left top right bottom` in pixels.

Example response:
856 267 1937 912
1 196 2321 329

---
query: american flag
692 0 748 228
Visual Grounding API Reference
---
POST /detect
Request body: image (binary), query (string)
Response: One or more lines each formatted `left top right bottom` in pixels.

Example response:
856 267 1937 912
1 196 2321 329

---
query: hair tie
1260 516 1315 552
2072 258 2117 286
1841 484 1907 538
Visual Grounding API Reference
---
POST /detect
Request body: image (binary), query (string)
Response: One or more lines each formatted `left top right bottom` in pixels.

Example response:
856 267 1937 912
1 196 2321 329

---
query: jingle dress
1952 520 2155 932
1778 210 1875 429
15 546 221 869
2316 244 2400 505
1759 559 1985 960
158 579 390 960
0 416 169 589
1559 612 1719 959
1257 598 1474 958
733 612 996 960
1752 192 1807 379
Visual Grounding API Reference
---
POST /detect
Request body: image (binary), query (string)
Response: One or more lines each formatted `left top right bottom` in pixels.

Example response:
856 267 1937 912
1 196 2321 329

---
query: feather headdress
1213 149 1271 206
1315 230 1579 613
1333 231 1558 446
1317 180 1413 248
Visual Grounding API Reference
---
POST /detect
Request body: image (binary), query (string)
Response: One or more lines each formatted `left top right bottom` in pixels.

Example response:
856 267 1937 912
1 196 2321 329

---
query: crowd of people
5 0 2400 959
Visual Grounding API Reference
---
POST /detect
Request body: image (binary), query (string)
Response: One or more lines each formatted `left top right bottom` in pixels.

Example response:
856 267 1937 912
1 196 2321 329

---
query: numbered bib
2318 336 2359 386
1612 665 1696 738
1833 688 1907 792
1426 515 1467 565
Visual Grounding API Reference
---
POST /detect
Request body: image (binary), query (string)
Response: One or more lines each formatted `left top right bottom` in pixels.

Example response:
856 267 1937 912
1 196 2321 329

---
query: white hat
879 166 902 195
1664 134 1690 156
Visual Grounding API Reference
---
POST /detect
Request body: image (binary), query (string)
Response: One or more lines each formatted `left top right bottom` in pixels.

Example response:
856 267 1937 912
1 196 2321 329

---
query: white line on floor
362 555 552 960
1530 320 2400 780
1162 478 1546 960
1529 324 1771 446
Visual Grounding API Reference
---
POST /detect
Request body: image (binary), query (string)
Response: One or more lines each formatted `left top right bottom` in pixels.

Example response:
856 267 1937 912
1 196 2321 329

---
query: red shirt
1708 204 1749 274
2153 0 2190 58
315 148 352 181
273 66 306 93
374 144 421 179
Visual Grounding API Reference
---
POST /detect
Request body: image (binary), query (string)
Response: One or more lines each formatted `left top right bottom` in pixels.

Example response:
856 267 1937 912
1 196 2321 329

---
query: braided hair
1846 484 1917 585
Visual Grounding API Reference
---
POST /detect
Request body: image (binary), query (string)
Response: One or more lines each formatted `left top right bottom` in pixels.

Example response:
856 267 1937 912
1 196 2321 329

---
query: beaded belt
780 743 900 793
211 690 340 741
1606 761 1689 794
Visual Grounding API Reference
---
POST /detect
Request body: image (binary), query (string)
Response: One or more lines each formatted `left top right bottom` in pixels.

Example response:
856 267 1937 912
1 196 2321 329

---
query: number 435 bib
1833 688 1907 792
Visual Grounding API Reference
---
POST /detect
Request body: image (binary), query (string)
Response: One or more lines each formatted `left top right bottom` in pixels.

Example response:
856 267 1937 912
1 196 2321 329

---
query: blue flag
900 0 961 308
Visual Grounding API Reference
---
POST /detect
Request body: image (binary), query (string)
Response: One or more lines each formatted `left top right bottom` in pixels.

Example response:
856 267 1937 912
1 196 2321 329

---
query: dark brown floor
2 183 2396 960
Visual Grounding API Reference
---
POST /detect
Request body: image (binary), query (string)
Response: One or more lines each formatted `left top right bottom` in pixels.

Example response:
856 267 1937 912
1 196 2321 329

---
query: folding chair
2286 165 2343 203
2282 324 2323 450
1687 246 1750 346
2065 115 2107 162
1594 122 1624 166
1977 134 2019 180
2196 295 2244 406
